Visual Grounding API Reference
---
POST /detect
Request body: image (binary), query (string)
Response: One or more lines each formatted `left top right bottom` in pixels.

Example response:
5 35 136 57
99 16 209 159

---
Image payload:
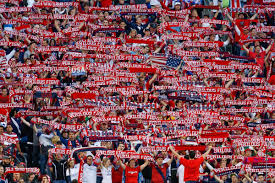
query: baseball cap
175 1 181 5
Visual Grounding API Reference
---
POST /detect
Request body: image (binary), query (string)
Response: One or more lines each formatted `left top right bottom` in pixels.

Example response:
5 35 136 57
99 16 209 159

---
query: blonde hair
102 157 109 167
51 136 60 144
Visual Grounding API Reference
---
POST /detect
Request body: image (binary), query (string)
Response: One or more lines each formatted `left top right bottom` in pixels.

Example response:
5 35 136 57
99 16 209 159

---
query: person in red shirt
151 154 173 183
119 158 149 183
243 43 273 72
0 88 9 103
169 145 212 183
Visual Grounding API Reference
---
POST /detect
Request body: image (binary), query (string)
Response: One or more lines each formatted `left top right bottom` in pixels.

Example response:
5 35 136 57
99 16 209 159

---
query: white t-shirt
177 165 185 183
150 0 161 6
101 166 112 183
83 163 97 183
66 163 80 181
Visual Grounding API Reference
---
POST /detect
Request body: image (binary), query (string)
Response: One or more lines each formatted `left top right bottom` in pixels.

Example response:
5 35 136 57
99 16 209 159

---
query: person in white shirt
177 165 185 183
83 155 98 183
66 158 80 182
100 157 112 183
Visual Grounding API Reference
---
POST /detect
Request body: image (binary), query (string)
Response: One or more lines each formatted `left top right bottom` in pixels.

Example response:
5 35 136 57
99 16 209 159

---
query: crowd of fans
0 0 274 182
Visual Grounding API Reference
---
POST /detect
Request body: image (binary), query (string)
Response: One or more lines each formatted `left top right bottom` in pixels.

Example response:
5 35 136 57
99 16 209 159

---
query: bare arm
166 156 174 166
265 42 273 53
118 159 126 170
140 160 149 171
202 146 212 159
184 14 189 23
176 60 183 71
250 13 258 20
226 13 233 22
169 146 181 159
214 174 224 183
225 79 234 88
242 45 250 54
148 73 158 85
20 117 37 133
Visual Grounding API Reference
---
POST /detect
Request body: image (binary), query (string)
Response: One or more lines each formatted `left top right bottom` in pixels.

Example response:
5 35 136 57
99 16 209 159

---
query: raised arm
265 42 273 53
202 146 212 159
242 44 250 54
140 160 149 171
166 155 174 166
250 13 258 20
118 159 126 170
21 117 37 133
214 174 224 183
148 73 158 85
226 13 233 22
169 146 181 159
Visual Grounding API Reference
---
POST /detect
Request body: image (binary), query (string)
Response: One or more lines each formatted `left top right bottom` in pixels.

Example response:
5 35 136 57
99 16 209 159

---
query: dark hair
86 155 93 159
56 141 62 145
189 150 196 159
72 180 78 183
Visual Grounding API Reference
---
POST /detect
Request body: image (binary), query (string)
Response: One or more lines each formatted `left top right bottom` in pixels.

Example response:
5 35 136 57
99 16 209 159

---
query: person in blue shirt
54 130 81 149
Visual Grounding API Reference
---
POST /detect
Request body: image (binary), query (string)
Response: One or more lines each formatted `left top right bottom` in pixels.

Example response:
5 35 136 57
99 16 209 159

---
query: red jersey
125 166 140 183
151 163 169 183
112 166 123 183
249 51 266 70
180 157 204 182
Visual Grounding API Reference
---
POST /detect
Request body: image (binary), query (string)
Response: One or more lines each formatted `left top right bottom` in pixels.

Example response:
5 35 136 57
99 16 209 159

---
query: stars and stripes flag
149 54 182 68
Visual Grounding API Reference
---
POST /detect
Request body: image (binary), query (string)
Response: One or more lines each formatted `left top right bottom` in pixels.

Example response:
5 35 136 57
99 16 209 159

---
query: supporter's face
136 18 142 24
119 0 125 4
55 154 62 161
70 8 76 15
245 150 252 157
62 132 68 138
156 158 163 165
145 47 150 53
145 30 150 36
69 160 75 167
129 160 135 167
105 141 112 149
239 14 244 19
258 175 264 182
7 125 12 133
42 176 49 183
101 123 108 131
13 173 20 180
231 175 238 183
29 174 35 181
120 22 126 29
221 160 226 167
42 40 48 46
3 158 10 164
271 112 275 119
209 35 215 41
221 175 227 180
99 13 104 21
103 20 109 26
228 120 234 126
117 144 125 151
69 132 75 140
0 167 4 175
87 157 93 165
255 46 261 53
2 89 8 96
175 4 181 10
177 101 183 108
104 12 109 16
164 16 170 22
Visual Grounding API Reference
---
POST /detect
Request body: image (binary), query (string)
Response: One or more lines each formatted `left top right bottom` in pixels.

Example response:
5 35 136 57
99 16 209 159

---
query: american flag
149 54 182 68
